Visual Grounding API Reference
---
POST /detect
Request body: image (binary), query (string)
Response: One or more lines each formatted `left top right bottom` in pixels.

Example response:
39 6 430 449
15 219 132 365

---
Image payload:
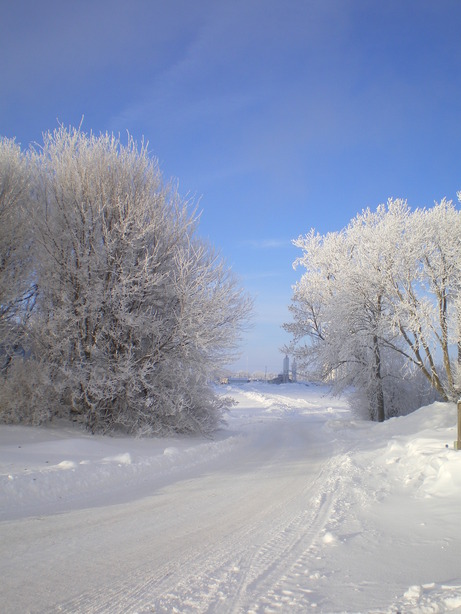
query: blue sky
2 1 461 374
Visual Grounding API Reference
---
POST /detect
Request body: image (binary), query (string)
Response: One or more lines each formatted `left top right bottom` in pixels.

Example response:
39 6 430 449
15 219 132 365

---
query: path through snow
1 383 461 613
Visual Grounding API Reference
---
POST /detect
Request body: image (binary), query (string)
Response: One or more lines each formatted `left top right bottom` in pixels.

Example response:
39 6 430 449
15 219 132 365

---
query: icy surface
1 382 461 613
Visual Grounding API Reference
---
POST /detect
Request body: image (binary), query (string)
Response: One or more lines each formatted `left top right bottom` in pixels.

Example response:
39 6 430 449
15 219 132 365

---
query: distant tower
292 358 297 383
283 354 289 383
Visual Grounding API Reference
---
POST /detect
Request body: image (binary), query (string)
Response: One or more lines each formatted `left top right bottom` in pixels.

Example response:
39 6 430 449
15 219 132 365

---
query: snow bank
348 400 461 500
0 418 244 520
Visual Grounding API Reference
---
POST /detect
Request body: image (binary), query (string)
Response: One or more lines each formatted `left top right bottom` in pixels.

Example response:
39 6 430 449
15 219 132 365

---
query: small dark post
455 400 461 451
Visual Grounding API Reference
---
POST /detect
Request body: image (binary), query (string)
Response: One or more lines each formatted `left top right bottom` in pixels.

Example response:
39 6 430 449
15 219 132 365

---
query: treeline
285 199 461 421
0 127 251 435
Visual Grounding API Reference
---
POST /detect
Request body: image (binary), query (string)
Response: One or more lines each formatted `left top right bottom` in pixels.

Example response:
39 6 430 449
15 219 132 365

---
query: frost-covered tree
285 199 444 420
338 201 410 421
30 126 251 434
0 138 35 368
387 199 461 401
284 204 404 421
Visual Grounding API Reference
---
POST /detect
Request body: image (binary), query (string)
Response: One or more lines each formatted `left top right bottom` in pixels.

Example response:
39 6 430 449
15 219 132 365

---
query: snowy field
1 382 461 613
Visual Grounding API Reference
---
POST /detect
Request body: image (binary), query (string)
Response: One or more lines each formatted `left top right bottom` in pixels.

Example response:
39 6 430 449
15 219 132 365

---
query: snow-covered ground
1 382 461 613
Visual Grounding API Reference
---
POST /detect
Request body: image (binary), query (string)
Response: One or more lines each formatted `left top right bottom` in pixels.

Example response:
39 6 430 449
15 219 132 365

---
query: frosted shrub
30 126 251 435
0 358 57 425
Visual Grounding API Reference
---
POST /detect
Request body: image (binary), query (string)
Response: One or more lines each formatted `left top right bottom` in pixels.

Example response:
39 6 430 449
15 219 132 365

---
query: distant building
269 354 297 384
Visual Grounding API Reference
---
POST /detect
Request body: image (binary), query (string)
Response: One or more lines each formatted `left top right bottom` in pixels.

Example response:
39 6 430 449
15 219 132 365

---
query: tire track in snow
229 480 339 613
51 446 343 614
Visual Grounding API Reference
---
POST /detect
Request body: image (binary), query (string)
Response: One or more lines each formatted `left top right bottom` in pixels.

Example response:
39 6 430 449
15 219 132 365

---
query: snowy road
2 383 461 613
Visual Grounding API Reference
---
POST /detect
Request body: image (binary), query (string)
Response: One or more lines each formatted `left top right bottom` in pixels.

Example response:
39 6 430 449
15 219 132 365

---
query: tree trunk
373 334 385 422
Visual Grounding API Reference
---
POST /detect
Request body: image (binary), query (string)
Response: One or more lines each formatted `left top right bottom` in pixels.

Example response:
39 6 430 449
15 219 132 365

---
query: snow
1 382 461 613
